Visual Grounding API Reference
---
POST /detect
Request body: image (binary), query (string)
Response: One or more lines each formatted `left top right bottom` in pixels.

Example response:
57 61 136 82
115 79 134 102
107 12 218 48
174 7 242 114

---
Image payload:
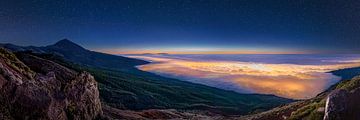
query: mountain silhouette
42 39 148 69
1 39 148 69
49 39 87 51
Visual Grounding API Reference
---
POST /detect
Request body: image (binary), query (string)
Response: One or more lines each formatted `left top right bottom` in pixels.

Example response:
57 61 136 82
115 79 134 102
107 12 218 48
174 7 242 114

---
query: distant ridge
1 39 149 69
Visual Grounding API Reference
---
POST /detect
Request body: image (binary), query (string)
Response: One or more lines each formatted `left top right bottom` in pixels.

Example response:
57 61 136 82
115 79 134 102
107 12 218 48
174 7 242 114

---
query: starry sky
0 0 359 54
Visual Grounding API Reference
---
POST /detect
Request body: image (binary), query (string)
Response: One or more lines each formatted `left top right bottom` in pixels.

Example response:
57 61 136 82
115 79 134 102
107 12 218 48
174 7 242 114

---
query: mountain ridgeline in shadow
47 39 149 70
0 39 293 116
1 39 148 70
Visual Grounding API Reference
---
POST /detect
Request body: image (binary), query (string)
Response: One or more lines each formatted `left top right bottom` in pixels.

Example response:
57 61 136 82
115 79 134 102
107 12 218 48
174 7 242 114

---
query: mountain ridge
0 39 293 116
0 40 150 69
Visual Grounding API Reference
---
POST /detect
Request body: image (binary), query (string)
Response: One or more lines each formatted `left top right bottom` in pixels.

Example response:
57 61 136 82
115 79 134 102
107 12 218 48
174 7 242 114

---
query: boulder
324 88 360 120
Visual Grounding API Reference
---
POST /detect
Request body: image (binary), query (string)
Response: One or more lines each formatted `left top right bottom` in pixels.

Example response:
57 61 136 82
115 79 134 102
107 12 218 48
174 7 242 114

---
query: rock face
0 48 102 120
324 87 360 120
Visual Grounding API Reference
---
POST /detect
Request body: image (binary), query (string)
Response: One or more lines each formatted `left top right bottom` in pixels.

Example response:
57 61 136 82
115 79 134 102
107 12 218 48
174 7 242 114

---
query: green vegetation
286 69 360 120
28 52 292 115
335 76 360 91
288 99 325 120
0 48 34 78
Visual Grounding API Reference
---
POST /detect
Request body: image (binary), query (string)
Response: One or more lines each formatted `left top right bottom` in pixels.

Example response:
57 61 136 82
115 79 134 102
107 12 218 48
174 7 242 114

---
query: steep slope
240 68 360 120
0 48 102 120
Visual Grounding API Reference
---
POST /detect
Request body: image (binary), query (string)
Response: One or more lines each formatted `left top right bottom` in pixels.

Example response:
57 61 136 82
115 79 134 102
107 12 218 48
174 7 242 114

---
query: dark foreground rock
324 86 360 120
0 48 102 120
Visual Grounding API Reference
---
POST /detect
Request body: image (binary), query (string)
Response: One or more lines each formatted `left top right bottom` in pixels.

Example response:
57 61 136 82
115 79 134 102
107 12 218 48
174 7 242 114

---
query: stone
0 49 103 120
324 88 360 120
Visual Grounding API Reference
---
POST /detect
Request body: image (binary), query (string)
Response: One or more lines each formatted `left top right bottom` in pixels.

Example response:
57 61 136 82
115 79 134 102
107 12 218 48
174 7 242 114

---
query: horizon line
96 50 318 55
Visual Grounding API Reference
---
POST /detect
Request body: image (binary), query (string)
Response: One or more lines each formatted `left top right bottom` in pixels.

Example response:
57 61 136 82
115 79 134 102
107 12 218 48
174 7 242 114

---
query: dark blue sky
0 0 359 54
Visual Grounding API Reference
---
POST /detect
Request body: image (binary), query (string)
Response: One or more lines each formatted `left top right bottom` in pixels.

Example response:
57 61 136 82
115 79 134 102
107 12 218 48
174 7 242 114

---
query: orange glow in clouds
128 56 360 99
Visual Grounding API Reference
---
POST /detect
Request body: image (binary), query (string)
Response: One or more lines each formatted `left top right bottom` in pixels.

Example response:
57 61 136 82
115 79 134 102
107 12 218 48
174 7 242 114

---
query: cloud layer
128 55 360 99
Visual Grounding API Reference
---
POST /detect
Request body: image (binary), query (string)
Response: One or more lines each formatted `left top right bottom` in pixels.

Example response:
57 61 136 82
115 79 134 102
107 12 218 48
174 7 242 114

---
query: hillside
0 48 102 119
0 39 293 116
0 46 203 120
239 68 360 120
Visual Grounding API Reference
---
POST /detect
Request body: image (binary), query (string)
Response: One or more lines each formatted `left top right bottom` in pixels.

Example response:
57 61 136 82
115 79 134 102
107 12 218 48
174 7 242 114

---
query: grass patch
335 76 360 91
0 48 34 78
289 99 325 120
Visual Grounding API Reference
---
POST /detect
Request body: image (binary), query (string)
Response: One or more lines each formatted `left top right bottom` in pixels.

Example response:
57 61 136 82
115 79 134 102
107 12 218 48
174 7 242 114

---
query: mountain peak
54 39 77 46
51 39 86 51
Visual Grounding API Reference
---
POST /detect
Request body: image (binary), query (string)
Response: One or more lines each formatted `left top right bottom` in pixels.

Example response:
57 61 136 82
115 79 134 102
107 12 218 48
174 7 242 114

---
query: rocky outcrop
0 48 102 120
324 86 360 120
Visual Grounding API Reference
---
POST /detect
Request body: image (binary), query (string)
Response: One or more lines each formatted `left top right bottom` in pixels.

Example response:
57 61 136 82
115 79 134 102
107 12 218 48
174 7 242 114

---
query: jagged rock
0 48 102 120
324 87 360 120
0 57 26 86
64 72 103 120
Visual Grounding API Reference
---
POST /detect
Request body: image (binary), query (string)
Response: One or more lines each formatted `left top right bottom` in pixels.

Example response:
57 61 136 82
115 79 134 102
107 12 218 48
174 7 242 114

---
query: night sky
0 0 359 54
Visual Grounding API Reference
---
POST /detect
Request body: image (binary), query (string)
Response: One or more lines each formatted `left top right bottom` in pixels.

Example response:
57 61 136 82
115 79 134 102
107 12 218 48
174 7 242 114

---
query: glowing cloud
128 55 360 99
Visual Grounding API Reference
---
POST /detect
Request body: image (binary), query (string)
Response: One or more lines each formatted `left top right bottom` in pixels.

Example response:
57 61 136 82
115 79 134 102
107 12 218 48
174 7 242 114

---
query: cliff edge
0 48 102 120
